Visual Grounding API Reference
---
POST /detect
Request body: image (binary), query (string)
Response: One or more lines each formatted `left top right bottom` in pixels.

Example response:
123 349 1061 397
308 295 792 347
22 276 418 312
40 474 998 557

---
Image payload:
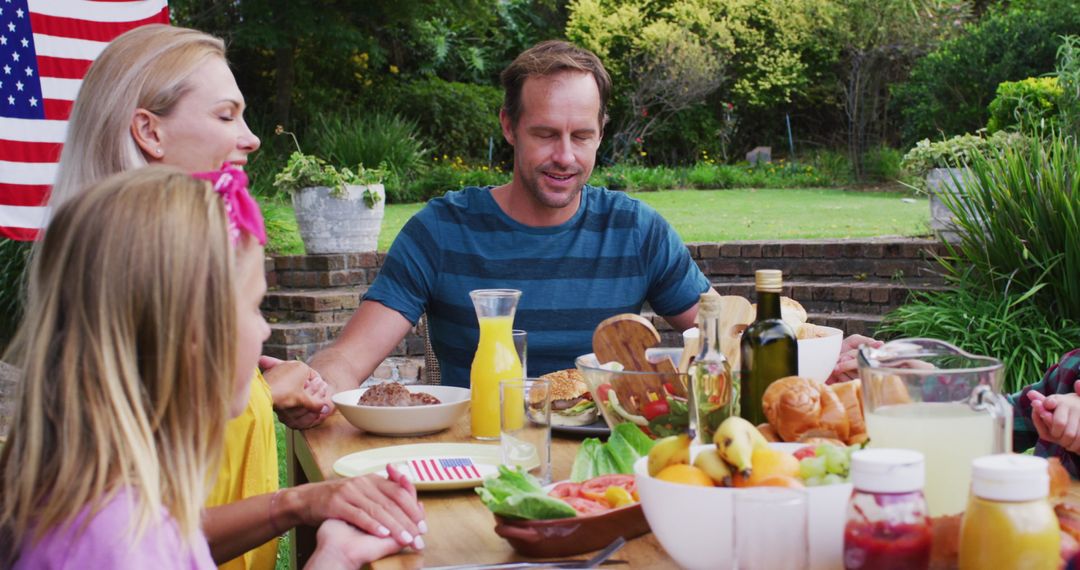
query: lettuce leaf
569 438 603 482
476 465 577 520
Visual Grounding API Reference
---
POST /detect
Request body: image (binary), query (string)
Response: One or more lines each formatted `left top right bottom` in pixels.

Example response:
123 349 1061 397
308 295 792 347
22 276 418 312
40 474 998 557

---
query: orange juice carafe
469 289 523 439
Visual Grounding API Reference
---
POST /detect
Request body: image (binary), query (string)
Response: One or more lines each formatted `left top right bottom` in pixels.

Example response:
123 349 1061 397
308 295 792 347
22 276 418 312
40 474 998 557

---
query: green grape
804 475 824 487
799 456 827 480
822 473 844 486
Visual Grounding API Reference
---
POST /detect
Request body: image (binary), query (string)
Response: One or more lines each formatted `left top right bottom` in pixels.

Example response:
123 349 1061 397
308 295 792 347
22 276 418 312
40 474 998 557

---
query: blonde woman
0 166 407 569
48 25 425 567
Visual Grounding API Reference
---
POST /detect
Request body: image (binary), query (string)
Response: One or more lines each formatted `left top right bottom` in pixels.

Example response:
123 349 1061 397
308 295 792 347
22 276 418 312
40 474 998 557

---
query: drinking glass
512 330 528 378
500 378 551 485
734 488 809 570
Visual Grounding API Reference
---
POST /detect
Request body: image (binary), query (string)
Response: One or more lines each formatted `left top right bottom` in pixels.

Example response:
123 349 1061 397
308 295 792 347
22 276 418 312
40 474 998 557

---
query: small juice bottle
469 290 523 439
959 454 1059 570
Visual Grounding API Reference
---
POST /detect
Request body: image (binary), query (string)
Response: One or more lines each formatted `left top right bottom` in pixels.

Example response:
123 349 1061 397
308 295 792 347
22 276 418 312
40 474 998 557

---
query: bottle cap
754 269 783 292
699 293 721 316
970 454 1048 502
851 449 925 493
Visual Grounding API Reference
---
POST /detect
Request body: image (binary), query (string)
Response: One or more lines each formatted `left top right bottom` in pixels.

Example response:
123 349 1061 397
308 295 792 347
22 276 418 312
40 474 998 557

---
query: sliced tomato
596 383 613 404
580 474 637 502
548 482 583 499
663 382 677 397
641 399 670 421
564 496 611 515
793 446 817 460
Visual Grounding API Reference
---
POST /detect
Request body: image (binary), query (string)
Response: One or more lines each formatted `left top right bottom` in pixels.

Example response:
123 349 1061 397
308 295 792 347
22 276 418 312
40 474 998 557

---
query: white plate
552 418 611 437
333 443 502 491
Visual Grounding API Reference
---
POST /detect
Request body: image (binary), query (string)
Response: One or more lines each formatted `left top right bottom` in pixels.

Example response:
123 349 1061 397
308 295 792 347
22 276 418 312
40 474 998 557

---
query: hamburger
534 369 598 427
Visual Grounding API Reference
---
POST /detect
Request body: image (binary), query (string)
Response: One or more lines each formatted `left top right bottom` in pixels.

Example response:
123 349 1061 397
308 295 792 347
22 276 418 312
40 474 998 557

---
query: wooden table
291 411 678 569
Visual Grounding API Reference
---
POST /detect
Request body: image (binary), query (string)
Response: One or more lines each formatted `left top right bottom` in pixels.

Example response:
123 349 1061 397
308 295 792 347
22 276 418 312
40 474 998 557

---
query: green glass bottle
691 293 737 444
739 269 798 425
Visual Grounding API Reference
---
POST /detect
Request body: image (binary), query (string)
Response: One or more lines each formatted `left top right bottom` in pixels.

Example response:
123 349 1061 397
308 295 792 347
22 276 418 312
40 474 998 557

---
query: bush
309 112 430 203
860 147 904 183
892 3 1080 144
404 159 510 203
387 78 504 163
879 288 1080 394
986 77 1063 133
640 104 725 166
624 166 681 192
0 239 29 348
806 150 854 185
900 130 1028 180
938 132 1080 322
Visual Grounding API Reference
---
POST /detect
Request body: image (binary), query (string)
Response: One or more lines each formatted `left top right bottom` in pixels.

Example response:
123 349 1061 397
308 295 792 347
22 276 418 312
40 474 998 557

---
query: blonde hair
50 24 226 208
0 166 236 561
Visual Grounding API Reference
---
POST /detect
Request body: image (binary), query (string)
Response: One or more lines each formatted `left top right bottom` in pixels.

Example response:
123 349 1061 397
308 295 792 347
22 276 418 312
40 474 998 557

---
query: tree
833 0 971 178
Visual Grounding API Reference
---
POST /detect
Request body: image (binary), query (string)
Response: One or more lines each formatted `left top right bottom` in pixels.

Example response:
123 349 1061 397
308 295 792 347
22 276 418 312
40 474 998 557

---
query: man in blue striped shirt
312 40 711 391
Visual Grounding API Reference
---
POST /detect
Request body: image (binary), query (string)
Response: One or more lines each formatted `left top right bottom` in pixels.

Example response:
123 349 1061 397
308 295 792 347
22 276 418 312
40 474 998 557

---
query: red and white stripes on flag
0 0 169 241
408 458 482 482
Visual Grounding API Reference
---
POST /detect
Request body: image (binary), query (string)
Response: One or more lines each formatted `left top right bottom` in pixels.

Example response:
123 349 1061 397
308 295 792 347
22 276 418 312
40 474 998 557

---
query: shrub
624 166 681 192
404 159 510 202
860 147 904 182
938 132 1080 322
986 77 1063 133
807 150 854 185
1056 36 1080 136
879 288 1080 394
387 78 504 162
892 3 1080 144
900 130 1028 180
309 112 430 203
642 104 725 166
0 239 29 348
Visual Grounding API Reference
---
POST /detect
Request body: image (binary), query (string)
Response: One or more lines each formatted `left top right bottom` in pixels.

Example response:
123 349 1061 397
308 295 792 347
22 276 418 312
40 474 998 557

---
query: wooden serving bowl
492 503 650 558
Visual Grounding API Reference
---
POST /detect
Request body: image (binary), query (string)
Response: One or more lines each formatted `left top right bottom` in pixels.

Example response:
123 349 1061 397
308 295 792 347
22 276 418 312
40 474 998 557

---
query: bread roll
762 376 822 442
830 380 866 442
815 382 850 442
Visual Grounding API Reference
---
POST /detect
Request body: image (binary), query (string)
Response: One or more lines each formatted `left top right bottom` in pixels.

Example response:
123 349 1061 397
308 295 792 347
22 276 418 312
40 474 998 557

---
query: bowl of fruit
575 353 690 439
634 417 857 570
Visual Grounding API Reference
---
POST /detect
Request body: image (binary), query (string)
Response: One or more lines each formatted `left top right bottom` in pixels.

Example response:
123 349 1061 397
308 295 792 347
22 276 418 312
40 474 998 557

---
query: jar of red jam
843 449 932 570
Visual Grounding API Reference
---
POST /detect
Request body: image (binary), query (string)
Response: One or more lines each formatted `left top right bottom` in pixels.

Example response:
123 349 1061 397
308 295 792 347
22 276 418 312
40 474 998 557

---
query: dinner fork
426 536 628 570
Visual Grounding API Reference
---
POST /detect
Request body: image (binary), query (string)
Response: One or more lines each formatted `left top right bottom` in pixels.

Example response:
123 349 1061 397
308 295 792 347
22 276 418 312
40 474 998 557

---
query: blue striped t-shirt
364 185 710 388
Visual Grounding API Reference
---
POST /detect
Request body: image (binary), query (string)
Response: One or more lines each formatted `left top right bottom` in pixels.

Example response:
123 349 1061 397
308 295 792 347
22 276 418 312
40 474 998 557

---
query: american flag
408 457 482 482
0 0 169 241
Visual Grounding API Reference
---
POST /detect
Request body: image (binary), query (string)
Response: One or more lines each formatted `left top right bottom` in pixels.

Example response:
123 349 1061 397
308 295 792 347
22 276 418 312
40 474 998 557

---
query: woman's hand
261 356 334 429
295 465 426 550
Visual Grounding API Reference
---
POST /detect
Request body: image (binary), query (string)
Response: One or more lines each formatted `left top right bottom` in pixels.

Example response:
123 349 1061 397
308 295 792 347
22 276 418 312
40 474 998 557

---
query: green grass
375 188 930 251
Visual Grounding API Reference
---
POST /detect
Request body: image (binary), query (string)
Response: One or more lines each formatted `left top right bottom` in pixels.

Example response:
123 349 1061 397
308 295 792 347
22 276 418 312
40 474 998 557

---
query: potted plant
901 131 1026 241
274 127 388 254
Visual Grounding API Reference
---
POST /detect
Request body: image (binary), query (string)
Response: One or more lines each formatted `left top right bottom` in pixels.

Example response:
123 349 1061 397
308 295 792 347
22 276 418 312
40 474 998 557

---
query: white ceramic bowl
332 385 470 436
797 325 844 383
635 443 852 570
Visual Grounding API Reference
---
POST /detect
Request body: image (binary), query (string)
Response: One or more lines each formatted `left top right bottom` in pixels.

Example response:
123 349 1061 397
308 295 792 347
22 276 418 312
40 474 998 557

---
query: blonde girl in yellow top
46 25 427 568
1 165 409 568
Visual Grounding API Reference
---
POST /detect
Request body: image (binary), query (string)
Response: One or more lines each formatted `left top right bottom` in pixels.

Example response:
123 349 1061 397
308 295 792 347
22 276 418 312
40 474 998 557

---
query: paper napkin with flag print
0 0 169 241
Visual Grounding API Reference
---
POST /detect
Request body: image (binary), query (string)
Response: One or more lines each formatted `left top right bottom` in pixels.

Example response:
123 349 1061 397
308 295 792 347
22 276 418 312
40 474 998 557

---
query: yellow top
207 370 279 570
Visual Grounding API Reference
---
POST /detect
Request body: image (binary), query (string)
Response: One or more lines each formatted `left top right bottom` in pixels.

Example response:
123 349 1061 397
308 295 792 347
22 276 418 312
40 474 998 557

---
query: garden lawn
377 187 929 251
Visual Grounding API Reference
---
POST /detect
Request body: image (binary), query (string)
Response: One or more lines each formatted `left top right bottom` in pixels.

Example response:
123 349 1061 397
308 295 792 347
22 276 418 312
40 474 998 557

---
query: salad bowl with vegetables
477 423 656 557
575 353 690 439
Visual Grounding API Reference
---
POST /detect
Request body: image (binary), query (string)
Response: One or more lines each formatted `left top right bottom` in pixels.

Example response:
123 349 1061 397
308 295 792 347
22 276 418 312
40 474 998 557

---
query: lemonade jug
469 289 523 440
857 339 1011 517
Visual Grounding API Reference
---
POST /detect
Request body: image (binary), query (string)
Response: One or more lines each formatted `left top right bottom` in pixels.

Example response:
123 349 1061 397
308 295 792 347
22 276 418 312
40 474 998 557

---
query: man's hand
294 465 427 550
261 356 333 429
826 334 884 384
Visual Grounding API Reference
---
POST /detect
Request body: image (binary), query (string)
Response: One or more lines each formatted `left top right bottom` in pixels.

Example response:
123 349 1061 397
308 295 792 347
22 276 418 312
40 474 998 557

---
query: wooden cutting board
717 295 754 372
592 313 677 374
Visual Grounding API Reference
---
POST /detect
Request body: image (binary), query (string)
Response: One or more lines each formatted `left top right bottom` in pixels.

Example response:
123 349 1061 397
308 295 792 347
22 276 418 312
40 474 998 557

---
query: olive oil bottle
690 293 737 444
739 269 797 425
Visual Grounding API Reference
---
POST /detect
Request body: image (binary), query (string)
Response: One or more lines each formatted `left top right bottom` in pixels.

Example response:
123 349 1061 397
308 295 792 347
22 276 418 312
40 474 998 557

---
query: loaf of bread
761 376 867 445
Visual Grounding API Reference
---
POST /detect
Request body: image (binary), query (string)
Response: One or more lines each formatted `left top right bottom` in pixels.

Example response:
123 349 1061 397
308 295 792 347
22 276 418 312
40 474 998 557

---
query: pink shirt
14 489 215 570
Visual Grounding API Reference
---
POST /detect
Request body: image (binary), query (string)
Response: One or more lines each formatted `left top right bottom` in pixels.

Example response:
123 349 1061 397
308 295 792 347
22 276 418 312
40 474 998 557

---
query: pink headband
192 166 266 246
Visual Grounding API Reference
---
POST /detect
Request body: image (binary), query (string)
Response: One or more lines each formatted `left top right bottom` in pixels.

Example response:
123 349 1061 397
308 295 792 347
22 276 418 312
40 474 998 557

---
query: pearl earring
156 148 163 156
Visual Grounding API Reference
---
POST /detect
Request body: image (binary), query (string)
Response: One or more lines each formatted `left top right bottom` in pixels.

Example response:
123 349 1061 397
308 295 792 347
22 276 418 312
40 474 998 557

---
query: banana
693 448 734 486
647 434 692 477
713 416 768 477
